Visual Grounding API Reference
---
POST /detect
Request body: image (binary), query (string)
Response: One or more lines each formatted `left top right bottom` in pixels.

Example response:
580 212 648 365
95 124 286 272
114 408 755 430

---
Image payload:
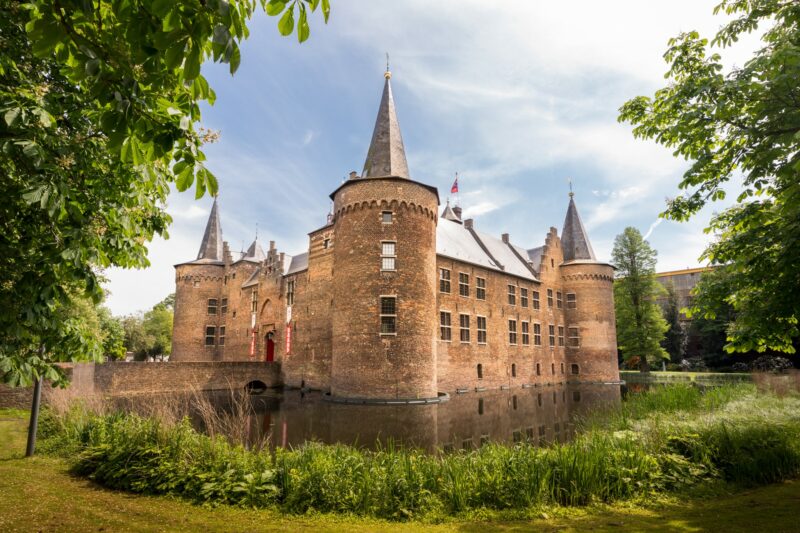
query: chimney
502 233 510 244
464 218 474 230
453 205 462 219
349 171 359 180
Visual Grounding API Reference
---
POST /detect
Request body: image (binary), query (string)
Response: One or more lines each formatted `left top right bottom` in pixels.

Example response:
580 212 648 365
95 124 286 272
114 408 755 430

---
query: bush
751 356 794 373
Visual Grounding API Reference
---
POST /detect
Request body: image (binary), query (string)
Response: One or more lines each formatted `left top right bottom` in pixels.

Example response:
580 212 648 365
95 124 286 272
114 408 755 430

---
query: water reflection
214 384 622 452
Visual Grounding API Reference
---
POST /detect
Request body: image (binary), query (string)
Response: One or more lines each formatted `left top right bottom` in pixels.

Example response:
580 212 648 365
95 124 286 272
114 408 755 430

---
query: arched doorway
265 331 275 362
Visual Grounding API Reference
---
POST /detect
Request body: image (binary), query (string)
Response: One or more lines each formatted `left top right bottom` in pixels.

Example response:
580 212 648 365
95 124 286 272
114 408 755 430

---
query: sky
104 0 763 316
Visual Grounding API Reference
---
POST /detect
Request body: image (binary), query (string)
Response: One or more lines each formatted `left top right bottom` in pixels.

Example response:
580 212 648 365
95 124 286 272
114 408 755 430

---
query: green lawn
2 409 799 532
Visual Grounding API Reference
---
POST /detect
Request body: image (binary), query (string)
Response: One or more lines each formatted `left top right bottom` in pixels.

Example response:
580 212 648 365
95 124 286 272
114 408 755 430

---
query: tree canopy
612 227 669 372
1 0 328 386
618 0 800 353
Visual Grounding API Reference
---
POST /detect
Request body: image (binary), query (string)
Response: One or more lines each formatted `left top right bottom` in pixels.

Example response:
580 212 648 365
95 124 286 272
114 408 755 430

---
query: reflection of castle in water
238 384 621 451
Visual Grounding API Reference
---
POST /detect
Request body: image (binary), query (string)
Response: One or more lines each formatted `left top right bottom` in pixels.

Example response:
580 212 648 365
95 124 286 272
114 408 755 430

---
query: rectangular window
477 316 487 344
382 211 393 224
522 321 530 345
549 324 555 347
439 268 451 293
508 319 518 345
566 293 577 309
323 238 330 249
459 272 470 297
381 241 396 271
557 291 563 309
533 290 540 310
220 298 228 316
218 326 226 346
569 327 580 347
459 314 470 342
251 290 258 313
476 277 486 300
440 311 452 341
520 287 529 308
536 363 541 376
547 289 553 308
286 280 295 306
380 296 397 335
207 298 218 315
534 323 542 346
205 326 216 346
558 326 565 346
508 284 516 305
571 363 580 375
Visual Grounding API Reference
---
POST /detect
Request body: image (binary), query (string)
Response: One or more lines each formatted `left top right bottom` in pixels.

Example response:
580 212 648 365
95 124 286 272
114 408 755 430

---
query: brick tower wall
561 262 619 382
330 178 439 400
172 263 225 361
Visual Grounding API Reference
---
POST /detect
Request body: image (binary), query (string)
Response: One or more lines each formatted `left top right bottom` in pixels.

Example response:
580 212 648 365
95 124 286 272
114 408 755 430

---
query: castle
171 71 619 401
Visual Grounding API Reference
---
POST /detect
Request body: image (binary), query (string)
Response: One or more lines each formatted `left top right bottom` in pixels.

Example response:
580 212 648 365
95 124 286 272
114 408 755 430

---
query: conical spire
196 197 224 262
561 193 597 262
441 199 461 223
241 237 266 263
361 71 410 179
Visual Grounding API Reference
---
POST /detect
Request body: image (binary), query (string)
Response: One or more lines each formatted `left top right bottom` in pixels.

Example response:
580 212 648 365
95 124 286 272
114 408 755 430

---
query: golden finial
384 52 391 79
568 177 574 198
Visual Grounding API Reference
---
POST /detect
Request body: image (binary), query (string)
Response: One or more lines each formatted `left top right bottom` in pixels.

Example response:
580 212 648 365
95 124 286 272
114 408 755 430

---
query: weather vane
568 177 574 197
385 52 391 79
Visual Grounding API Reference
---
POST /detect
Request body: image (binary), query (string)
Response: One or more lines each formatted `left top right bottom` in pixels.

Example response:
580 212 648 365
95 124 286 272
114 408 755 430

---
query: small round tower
560 193 619 383
329 71 440 400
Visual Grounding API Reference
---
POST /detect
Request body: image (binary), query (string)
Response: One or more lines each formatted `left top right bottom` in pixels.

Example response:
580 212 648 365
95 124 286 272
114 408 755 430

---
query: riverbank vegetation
31 382 800 521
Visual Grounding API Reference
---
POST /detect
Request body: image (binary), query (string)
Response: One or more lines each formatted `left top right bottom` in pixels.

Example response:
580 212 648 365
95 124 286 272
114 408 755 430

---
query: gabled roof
561 195 597 262
194 197 224 264
361 72 410 179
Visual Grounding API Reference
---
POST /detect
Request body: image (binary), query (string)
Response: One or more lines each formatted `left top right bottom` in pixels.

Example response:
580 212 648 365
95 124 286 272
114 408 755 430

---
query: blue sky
104 0 761 316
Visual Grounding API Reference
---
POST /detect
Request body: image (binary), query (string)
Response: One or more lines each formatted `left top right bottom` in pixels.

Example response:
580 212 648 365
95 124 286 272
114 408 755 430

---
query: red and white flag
450 176 459 194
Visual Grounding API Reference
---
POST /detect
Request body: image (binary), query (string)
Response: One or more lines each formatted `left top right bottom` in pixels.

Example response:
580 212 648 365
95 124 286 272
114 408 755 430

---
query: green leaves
266 0 329 42
278 6 295 36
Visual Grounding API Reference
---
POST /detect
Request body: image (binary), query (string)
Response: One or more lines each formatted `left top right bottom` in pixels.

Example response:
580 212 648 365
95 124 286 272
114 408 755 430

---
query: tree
618 0 800 354
142 294 174 359
660 281 685 363
98 307 126 360
612 227 669 372
1 1 329 386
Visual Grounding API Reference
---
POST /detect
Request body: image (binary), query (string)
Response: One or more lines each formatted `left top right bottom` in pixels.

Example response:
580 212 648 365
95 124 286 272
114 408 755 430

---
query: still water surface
199 384 623 452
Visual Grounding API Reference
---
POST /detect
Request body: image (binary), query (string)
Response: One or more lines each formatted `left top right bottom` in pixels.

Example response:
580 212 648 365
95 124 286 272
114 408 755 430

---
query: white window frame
439 268 451 293
476 277 486 300
477 315 487 344
205 325 216 346
440 310 452 341
568 326 581 347
459 313 470 343
381 241 396 271
458 272 470 297
381 210 393 224
521 320 530 346
566 292 577 309
534 322 542 346
508 284 516 306
508 318 518 345
379 295 397 335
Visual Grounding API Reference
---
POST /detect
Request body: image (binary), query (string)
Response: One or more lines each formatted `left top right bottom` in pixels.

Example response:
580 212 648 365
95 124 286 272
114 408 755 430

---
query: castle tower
329 70 440 400
171 197 226 361
560 193 619 382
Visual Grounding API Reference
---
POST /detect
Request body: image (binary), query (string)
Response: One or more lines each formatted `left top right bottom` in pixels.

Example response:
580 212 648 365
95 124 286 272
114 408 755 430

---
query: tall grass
38 383 800 520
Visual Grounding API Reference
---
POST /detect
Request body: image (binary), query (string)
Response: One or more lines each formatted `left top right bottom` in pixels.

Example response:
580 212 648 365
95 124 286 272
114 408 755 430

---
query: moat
189 383 623 452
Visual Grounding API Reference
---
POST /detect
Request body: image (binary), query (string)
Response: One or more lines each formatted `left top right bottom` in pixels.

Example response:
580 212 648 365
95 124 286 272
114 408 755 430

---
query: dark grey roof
285 252 309 275
237 239 266 263
361 74 410 179
195 198 224 263
527 246 544 272
561 195 597 262
441 201 461 223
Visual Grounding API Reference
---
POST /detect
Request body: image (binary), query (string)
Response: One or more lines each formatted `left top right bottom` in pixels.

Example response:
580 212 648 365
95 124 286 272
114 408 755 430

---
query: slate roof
236 239 266 263
441 201 461 223
361 73 410 179
285 252 309 275
193 198 224 264
561 195 597 262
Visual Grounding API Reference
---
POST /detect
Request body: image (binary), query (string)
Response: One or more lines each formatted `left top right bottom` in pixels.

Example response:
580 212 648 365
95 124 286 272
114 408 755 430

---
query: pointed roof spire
241 238 266 263
441 199 462 223
196 197 224 262
561 192 597 262
361 67 410 179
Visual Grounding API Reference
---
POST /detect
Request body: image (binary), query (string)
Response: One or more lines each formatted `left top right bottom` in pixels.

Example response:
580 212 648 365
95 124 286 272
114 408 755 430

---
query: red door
265 334 275 362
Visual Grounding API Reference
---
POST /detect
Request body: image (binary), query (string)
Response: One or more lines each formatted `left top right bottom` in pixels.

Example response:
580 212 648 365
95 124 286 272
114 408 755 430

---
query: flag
450 177 459 194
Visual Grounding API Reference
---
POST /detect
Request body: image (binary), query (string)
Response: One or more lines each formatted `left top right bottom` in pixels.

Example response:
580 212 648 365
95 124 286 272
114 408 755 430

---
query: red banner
249 328 256 359
285 324 292 355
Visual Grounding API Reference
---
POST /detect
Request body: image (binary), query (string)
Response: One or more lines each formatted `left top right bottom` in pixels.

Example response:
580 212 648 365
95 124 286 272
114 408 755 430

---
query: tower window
440 311 452 341
205 326 216 346
382 211 393 224
566 293 577 309
439 268 451 293
571 364 580 375
536 363 541 376
380 296 397 335
381 241 396 271
549 324 555 347
507 284 516 305
219 326 226 346
520 287 529 307
286 280 295 306
458 272 470 297
521 321 530 345
220 298 228 315
532 290 540 310
193 280 200 288
476 277 486 300
508 319 517 345
477 315 487 344
569 327 581 347
547 289 553 308
459 313 470 342
477 363 483 379
561 362 565 374
558 326 565 347
534 323 542 346
511 363 517 377
207 298 218 315
478 398 484 415
557 291 563 309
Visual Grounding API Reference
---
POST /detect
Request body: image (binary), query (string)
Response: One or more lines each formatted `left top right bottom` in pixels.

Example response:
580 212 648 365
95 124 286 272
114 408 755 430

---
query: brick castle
171 70 619 401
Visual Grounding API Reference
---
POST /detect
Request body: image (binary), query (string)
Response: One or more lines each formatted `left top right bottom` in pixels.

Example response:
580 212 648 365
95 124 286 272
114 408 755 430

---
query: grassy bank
29 383 800 521
3 404 800 532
